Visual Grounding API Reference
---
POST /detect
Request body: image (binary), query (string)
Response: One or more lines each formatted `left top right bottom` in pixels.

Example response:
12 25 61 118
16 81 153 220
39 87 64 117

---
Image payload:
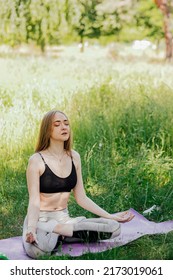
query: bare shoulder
28 153 42 168
71 149 80 160
71 150 81 168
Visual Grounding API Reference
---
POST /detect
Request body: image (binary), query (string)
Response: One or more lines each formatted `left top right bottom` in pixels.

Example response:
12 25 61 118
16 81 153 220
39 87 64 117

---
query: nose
61 123 67 129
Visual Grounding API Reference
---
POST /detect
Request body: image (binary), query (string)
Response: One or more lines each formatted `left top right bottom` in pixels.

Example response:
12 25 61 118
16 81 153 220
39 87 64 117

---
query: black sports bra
39 153 77 193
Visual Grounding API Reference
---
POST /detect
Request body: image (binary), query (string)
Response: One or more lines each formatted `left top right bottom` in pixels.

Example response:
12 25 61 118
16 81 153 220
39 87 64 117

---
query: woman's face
50 112 70 142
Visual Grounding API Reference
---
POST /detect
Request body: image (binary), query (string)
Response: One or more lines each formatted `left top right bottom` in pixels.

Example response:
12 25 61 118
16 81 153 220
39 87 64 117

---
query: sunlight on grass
1 46 173 259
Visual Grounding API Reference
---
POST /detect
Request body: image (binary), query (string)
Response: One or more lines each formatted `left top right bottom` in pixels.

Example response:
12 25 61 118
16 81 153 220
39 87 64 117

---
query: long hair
35 110 72 154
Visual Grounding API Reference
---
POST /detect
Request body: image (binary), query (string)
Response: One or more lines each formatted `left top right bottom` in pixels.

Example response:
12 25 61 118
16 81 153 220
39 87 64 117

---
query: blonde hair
35 110 72 154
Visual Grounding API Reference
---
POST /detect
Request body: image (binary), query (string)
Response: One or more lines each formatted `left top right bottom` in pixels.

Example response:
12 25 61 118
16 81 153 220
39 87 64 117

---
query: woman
23 110 134 258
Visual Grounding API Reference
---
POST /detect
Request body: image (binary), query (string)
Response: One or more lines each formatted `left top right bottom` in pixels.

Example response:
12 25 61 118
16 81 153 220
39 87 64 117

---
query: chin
61 135 69 141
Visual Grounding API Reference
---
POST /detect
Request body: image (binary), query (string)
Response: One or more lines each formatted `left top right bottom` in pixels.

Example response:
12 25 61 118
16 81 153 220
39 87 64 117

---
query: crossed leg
53 217 120 242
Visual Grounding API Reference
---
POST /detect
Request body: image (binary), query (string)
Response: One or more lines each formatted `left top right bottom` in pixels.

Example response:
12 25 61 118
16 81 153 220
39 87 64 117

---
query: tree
70 0 102 52
96 0 136 39
154 0 173 60
26 0 63 52
0 0 64 52
134 0 163 42
0 0 27 46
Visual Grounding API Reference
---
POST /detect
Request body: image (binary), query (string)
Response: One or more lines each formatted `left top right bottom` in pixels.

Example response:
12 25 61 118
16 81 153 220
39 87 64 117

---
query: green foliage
0 0 67 50
0 0 170 49
69 0 103 51
1 52 173 259
96 0 136 37
135 0 163 40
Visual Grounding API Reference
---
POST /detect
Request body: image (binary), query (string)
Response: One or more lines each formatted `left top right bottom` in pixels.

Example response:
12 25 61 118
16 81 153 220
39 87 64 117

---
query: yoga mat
0 208 173 260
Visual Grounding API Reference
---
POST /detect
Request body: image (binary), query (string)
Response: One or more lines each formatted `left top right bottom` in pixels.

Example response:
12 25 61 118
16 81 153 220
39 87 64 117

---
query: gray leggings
23 210 121 259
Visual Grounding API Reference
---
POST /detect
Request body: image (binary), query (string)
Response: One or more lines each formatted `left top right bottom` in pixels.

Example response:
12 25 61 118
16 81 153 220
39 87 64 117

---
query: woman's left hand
110 211 134 222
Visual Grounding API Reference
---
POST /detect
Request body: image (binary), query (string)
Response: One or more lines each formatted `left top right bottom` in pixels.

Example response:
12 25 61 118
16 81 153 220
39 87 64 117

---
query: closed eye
53 121 69 126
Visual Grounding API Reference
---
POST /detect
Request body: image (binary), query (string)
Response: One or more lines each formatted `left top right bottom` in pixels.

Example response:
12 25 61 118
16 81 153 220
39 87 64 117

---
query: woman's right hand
111 211 134 222
26 231 38 244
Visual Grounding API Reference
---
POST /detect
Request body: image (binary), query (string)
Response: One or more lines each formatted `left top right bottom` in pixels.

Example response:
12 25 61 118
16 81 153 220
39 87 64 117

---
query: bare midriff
40 192 71 211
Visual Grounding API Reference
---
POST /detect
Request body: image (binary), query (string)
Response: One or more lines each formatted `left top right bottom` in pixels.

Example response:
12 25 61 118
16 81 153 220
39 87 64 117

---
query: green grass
1 46 173 259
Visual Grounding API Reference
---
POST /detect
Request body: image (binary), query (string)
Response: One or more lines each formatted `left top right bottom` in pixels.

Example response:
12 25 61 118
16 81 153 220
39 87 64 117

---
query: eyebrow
53 119 69 123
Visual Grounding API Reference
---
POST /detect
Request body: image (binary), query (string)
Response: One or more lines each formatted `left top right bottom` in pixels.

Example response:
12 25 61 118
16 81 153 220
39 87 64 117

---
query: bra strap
38 152 46 165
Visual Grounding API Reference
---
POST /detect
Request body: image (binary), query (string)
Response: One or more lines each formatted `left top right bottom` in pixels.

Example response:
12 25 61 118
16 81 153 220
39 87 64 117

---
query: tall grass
1 50 173 259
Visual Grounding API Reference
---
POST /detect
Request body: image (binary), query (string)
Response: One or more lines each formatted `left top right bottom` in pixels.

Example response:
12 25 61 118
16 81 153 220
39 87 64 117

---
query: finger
127 214 134 221
26 234 31 242
26 232 35 243
26 237 33 243
30 237 35 243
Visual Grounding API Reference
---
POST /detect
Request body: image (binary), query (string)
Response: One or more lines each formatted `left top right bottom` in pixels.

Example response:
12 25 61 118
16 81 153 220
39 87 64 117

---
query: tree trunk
163 13 173 59
79 36 84 52
154 0 173 60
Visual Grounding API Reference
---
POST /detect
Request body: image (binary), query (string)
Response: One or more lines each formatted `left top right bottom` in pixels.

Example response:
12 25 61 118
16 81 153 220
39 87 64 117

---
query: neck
48 146 64 156
48 145 66 162
48 141 65 156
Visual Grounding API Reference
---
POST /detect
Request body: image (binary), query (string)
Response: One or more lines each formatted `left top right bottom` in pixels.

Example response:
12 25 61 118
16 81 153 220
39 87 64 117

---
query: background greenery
0 0 173 260
0 0 167 50
1 47 173 259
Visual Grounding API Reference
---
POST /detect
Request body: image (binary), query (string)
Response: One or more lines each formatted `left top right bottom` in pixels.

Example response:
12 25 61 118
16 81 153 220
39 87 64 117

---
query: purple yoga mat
0 209 173 260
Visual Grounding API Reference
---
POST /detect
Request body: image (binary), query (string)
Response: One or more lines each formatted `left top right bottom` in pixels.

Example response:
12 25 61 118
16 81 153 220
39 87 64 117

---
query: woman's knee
22 227 59 259
107 219 120 232
23 240 47 259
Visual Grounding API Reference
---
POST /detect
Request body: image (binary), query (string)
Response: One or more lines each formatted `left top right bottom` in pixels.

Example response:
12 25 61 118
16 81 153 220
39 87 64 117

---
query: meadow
1 45 173 259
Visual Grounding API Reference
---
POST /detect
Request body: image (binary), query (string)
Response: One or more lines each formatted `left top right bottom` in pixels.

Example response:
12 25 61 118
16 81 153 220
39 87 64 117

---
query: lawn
1 45 173 259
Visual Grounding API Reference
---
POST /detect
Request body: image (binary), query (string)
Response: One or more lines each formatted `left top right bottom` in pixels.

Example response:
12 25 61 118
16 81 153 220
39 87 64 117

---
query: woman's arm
73 151 134 222
25 154 41 243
